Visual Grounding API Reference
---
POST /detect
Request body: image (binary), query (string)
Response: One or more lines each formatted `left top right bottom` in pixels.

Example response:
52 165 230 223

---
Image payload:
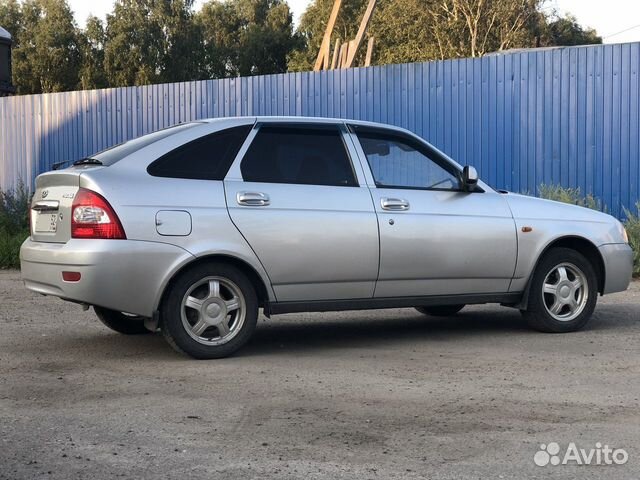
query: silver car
20 117 633 358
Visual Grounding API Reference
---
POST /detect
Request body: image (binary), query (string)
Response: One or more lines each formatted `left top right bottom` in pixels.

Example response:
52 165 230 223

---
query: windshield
91 122 203 166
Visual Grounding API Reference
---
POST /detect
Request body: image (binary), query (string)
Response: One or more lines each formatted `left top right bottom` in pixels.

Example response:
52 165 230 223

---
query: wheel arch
155 254 273 315
536 236 605 293
518 235 605 310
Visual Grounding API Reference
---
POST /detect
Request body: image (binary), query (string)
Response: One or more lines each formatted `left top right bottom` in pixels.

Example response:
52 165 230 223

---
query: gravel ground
1 270 639 480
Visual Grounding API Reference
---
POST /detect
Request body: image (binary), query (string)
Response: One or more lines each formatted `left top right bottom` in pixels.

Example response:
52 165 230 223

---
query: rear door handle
237 191 270 207
381 198 410 211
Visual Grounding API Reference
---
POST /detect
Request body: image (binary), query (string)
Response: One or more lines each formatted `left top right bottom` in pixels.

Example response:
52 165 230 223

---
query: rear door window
240 125 358 187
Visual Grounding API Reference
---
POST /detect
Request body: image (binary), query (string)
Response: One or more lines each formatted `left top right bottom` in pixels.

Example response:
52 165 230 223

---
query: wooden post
337 43 347 69
313 0 342 72
330 39 341 70
365 37 374 67
344 0 377 68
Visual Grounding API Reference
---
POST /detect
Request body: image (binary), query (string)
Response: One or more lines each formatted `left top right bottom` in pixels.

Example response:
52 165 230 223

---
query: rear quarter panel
78 118 276 307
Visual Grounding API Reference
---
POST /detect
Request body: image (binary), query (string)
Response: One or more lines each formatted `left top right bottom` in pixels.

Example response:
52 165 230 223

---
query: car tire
94 306 151 335
522 247 598 333
415 304 465 316
160 263 258 359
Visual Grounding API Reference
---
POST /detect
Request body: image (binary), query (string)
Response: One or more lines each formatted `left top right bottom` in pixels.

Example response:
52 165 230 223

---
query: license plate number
34 213 58 233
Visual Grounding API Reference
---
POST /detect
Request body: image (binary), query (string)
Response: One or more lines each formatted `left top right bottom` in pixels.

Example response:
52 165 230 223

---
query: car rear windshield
91 122 203 166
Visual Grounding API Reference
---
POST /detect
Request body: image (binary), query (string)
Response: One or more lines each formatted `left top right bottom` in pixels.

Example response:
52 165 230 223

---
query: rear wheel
415 304 465 316
522 247 598 333
160 263 258 359
94 306 151 335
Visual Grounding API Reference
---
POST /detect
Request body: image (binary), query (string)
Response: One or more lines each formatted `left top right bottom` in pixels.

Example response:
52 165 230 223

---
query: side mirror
370 142 390 156
462 166 478 192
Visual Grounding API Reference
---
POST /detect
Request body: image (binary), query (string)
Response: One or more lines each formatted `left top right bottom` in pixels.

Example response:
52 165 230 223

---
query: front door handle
237 191 270 207
381 198 410 211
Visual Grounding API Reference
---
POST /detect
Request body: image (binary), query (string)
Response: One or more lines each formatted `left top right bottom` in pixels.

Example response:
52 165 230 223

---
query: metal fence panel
0 42 639 218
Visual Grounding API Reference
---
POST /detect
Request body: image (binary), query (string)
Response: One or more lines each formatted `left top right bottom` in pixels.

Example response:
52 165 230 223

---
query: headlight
620 223 629 243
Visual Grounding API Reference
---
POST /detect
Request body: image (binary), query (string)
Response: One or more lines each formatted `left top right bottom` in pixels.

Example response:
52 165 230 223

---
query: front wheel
160 263 258 359
521 247 598 333
94 306 151 335
415 304 465 316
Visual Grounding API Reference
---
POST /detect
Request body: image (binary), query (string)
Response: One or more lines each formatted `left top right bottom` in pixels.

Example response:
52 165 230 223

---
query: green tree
78 15 107 90
0 0 22 42
289 0 600 69
369 0 441 65
198 0 300 77
542 14 602 47
426 0 544 59
1 0 82 94
104 0 203 87
156 0 203 82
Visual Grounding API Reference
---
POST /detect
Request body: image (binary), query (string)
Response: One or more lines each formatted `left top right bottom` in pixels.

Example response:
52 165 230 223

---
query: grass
623 204 640 277
539 184 639 277
537 184 604 211
0 182 30 269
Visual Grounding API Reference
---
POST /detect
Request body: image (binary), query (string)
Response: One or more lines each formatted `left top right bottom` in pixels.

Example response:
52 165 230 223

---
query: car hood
503 192 613 223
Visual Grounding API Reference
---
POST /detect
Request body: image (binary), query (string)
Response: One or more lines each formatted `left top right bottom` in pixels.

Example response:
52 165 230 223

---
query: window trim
237 123 361 188
349 125 484 193
146 125 252 181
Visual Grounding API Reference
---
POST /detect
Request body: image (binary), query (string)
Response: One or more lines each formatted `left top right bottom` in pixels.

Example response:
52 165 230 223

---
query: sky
67 0 640 45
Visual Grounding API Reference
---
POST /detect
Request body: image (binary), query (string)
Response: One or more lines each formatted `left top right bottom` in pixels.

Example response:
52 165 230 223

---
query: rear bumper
20 238 194 317
599 243 634 294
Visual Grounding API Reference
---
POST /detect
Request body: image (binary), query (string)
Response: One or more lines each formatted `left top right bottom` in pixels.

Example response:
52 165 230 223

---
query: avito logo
534 442 628 466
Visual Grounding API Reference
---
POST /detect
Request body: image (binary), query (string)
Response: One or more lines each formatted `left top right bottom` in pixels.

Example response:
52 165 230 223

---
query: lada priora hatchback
21 117 633 358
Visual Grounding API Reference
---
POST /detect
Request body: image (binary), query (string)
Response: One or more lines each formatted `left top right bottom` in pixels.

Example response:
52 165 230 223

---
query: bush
623 204 640 277
0 182 30 269
539 184 639 277
538 184 604 211
0 230 29 269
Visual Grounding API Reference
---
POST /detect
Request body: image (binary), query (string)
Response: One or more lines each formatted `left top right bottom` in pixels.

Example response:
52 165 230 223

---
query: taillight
71 188 126 239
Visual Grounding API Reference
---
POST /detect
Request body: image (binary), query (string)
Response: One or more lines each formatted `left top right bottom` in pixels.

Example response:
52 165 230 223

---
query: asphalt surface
1 270 639 480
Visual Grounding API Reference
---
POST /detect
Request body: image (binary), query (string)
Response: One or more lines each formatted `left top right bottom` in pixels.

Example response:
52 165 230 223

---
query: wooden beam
344 0 377 68
345 41 356 68
365 37 374 67
337 43 347 69
330 38 341 70
322 42 330 70
313 0 342 71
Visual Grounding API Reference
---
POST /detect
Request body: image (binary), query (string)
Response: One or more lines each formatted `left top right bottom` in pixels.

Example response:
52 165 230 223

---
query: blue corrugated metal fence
0 42 639 218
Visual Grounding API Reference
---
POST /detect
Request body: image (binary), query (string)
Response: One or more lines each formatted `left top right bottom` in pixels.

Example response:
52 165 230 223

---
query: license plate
34 213 58 233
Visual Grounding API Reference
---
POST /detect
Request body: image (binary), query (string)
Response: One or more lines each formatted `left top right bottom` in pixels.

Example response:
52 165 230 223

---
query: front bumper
599 243 634 294
20 238 194 317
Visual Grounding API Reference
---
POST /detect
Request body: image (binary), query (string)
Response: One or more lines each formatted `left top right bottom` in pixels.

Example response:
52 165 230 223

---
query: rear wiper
52 160 71 170
73 157 103 167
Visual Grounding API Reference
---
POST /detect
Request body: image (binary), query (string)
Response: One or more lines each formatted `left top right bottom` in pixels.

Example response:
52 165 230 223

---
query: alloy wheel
180 276 246 346
541 262 589 322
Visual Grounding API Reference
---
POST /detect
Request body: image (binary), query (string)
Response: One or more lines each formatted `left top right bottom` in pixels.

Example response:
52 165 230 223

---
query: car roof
200 116 412 135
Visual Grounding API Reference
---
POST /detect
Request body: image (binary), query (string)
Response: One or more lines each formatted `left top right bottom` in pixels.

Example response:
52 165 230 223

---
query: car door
349 125 517 298
224 122 379 302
